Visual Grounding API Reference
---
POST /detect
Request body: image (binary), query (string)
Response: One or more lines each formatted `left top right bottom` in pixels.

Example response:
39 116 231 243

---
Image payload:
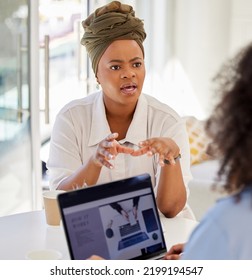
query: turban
81 1 146 75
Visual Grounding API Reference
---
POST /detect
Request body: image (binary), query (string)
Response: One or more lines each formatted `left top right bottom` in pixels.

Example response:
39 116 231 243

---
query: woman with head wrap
47 1 193 219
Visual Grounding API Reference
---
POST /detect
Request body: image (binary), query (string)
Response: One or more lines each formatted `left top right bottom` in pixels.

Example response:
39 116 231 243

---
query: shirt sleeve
47 110 83 190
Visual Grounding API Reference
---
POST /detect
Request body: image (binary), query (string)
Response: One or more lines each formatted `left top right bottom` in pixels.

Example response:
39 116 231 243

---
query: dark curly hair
205 43 252 194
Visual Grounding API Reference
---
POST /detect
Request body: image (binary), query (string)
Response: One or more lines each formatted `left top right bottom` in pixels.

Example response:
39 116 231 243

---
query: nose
120 68 136 79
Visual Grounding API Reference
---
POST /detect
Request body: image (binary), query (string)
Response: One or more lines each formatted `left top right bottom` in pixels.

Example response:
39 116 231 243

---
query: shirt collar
88 92 148 147
120 94 148 146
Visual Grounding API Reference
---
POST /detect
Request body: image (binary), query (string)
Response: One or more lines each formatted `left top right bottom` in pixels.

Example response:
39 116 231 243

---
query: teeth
124 86 134 91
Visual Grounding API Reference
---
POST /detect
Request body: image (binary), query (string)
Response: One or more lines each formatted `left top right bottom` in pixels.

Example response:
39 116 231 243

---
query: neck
103 95 137 121
103 100 137 140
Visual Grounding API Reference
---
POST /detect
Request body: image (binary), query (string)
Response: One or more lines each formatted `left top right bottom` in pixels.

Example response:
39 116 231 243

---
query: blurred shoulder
143 94 181 121
58 91 101 115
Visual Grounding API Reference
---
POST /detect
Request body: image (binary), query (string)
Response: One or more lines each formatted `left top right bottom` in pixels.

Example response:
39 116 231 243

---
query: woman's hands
132 137 180 166
58 134 182 191
92 134 180 169
92 133 134 169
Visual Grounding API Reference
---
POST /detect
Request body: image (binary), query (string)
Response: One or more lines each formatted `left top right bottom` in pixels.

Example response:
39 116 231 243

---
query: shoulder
201 195 239 222
196 189 252 230
143 94 181 122
183 189 252 259
57 91 101 115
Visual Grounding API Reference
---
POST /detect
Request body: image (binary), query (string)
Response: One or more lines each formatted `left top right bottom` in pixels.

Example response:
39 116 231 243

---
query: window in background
0 0 39 217
39 0 89 189
39 0 88 143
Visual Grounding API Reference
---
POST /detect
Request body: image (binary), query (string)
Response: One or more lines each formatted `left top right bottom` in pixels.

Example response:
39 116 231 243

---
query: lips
120 83 137 95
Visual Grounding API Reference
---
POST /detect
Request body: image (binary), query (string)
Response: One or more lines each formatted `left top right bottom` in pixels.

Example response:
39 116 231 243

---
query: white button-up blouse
47 91 194 219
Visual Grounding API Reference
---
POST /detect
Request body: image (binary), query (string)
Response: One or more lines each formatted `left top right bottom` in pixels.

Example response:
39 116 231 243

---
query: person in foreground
47 1 193 219
165 42 252 260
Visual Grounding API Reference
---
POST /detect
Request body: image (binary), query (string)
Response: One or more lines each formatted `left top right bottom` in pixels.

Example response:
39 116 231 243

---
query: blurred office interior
0 0 251 216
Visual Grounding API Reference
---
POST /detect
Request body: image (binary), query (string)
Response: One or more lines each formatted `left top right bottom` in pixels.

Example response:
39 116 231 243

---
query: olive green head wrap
81 1 146 75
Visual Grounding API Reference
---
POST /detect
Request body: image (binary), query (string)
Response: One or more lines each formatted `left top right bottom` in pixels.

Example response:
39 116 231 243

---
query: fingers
166 243 185 255
133 207 138 220
116 144 135 154
131 146 150 156
132 138 180 166
105 132 119 141
87 255 104 260
94 135 180 169
163 254 181 260
121 210 129 222
92 133 117 169
163 243 185 260
93 133 135 169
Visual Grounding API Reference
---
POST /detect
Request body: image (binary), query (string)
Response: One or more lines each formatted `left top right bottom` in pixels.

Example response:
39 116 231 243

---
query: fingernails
109 154 114 160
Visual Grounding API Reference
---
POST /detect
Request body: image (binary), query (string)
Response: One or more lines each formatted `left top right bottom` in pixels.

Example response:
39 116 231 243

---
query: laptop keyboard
119 221 141 237
118 232 149 250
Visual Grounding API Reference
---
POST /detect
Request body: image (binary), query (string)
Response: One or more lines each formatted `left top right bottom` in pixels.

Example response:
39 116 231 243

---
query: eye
133 62 142 68
110 65 121 70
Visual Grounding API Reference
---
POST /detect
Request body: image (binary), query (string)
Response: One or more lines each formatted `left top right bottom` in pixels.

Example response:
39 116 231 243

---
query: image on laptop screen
58 173 167 260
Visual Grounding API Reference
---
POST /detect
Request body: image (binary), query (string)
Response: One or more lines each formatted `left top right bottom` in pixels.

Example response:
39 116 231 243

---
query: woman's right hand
92 133 134 169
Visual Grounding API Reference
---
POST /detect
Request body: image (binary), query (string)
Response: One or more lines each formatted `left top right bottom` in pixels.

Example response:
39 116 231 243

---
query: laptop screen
58 173 167 260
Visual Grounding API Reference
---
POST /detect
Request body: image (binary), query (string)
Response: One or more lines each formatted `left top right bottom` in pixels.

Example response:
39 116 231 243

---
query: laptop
58 173 167 260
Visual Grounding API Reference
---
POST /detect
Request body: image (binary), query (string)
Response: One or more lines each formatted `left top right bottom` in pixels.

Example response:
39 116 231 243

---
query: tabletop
0 210 198 260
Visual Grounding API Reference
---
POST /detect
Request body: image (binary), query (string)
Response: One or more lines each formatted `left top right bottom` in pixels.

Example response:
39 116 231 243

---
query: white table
0 210 198 259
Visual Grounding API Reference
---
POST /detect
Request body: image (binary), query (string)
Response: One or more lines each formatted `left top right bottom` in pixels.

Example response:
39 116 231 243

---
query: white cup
43 190 65 226
26 249 62 260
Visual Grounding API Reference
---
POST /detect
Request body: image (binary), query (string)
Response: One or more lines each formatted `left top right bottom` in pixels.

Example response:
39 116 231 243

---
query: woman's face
96 40 145 107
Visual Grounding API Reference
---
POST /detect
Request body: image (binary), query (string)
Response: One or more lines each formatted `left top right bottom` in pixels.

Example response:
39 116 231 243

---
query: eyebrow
108 57 143 63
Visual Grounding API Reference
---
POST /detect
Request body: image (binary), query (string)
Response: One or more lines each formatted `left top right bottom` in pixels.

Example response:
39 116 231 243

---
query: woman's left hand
163 243 185 260
131 137 180 166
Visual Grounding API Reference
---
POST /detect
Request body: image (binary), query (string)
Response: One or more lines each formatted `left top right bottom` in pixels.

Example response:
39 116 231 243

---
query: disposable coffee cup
26 249 62 260
43 190 65 226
